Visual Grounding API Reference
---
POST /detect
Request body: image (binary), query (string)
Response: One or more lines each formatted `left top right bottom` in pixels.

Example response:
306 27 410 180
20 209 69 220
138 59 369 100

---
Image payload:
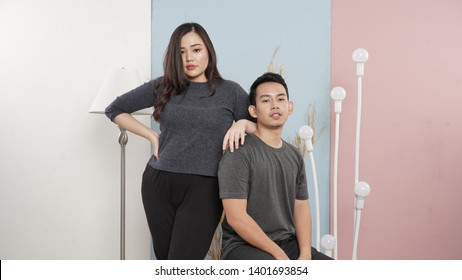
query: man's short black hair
249 72 289 105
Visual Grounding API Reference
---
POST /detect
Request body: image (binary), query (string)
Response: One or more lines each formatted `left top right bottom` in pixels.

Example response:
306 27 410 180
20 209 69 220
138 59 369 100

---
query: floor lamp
89 67 152 260
330 86 346 259
298 48 371 259
298 125 321 251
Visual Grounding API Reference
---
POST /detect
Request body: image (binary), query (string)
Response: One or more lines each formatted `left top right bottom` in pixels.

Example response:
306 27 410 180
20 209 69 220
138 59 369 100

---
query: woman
105 22 255 259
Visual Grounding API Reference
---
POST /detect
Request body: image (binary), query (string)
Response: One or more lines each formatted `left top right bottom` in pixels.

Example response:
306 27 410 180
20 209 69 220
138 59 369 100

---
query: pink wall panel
331 0 462 259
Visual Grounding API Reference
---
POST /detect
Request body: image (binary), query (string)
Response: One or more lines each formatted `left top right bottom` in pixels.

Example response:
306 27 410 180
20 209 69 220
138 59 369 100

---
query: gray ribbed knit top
105 77 252 177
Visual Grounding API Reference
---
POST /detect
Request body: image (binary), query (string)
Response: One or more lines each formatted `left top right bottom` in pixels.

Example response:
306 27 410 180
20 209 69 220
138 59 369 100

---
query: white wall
0 0 152 259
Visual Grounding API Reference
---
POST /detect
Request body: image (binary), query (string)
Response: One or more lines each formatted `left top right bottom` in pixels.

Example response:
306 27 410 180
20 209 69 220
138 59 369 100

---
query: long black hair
153 22 223 121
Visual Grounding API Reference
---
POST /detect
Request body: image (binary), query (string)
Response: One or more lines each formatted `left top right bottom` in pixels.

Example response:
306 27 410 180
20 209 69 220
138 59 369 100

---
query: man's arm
222 198 289 260
294 199 312 260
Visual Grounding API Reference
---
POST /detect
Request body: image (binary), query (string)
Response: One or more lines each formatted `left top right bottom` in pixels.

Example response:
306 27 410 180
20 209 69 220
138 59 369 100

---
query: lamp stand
89 68 150 260
298 126 321 251
308 149 321 251
118 126 128 260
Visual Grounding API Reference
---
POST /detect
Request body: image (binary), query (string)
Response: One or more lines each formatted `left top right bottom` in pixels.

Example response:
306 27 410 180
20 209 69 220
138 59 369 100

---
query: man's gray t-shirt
218 133 309 259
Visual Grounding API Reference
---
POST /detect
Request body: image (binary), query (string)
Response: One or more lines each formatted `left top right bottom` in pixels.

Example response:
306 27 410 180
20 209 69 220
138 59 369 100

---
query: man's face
249 81 293 129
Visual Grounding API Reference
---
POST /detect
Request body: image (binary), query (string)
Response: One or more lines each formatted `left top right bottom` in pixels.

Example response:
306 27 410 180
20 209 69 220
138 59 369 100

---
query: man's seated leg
224 244 275 260
311 247 334 260
281 237 334 260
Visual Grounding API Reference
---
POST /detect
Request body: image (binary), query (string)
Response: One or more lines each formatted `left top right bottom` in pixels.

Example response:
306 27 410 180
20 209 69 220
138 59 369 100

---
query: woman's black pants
141 165 222 260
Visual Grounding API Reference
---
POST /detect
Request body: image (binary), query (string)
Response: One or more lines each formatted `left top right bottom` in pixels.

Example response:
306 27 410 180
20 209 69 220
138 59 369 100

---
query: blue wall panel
151 0 331 253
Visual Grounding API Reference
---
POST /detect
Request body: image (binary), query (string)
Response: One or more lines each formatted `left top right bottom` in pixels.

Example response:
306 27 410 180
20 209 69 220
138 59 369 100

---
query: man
218 72 331 260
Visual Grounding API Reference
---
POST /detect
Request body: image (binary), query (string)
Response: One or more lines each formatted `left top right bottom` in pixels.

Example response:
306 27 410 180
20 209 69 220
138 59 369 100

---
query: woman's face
180 32 209 82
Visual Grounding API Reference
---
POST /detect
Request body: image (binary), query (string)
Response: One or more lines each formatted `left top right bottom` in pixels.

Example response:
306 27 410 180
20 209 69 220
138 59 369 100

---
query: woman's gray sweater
105 77 252 177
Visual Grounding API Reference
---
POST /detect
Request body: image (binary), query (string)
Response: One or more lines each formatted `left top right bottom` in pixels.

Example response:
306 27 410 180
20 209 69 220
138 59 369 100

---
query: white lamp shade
298 125 314 140
354 181 371 198
352 48 369 63
330 86 346 101
321 234 336 250
89 68 153 115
